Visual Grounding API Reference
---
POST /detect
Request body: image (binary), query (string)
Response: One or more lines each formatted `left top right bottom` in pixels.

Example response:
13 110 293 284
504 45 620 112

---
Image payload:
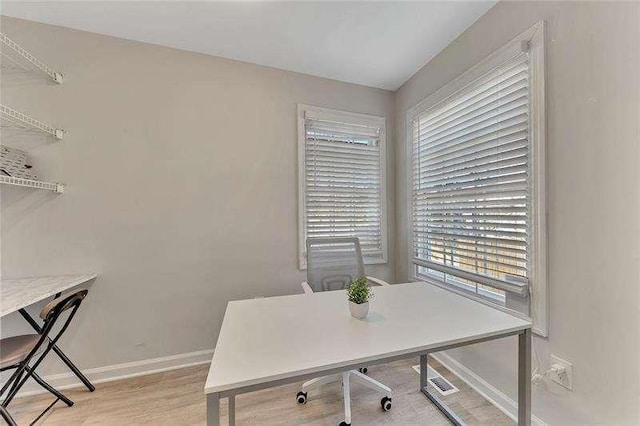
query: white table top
0 274 98 317
205 282 531 394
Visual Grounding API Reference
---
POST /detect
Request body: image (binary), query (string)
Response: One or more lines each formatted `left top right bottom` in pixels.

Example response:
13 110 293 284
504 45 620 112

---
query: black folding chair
0 289 88 424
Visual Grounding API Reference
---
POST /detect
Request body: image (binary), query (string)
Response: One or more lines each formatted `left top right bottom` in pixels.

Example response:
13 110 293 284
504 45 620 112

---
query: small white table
0 274 98 391
205 282 532 425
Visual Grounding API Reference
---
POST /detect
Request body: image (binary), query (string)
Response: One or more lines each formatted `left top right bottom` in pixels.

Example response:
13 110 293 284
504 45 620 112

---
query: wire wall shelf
0 32 64 84
0 33 66 194
0 175 64 193
0 104 64 140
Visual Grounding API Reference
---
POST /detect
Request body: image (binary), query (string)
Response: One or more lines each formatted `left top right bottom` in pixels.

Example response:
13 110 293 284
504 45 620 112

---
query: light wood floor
9 358 512 425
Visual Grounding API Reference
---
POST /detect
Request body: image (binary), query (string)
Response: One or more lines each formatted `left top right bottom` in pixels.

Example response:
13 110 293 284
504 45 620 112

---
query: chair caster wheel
339 422 351 426
296 391 307 405
358 367 368 374
381 396 392 411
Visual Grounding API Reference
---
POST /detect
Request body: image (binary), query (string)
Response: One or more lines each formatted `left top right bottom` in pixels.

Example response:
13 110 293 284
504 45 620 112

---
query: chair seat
0 334 46 369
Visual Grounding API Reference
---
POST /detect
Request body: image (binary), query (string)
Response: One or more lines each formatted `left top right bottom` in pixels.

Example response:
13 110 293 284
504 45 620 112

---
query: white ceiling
1 1 495 90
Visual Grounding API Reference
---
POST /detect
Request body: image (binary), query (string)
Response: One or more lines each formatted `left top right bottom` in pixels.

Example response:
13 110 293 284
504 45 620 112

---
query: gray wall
0 16 395 372
394 2 639 424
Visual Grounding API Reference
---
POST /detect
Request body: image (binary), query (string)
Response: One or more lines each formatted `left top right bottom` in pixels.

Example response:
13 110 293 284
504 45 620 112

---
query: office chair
0 289 89 424
297 237 392 426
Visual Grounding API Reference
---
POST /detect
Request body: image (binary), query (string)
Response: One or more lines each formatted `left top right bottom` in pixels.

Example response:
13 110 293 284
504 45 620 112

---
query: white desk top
205 282 531 394
0 274 98 317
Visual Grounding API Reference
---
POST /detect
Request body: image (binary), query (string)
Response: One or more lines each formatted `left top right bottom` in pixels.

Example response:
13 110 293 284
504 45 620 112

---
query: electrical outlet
549 355 573 390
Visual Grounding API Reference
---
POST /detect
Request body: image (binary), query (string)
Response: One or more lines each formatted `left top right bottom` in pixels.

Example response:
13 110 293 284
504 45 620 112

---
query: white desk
0 274 98 391
1 274 98 317
205 282 532 425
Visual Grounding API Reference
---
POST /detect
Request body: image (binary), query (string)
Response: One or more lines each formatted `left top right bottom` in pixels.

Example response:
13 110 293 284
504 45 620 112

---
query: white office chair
296 237 392 426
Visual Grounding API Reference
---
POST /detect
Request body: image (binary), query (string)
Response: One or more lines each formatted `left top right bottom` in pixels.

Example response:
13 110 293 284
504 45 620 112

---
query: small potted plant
347 276 373 319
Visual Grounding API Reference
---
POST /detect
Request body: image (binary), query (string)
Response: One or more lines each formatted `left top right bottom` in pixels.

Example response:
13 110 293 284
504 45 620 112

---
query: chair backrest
39 289 88 322
306 237 365 292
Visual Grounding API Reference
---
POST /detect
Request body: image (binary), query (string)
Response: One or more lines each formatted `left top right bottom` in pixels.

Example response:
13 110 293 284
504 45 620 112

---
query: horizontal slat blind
412 53 531 294
305 115 384 259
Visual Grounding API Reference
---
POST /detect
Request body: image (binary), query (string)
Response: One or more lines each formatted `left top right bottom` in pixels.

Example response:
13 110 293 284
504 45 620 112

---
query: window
407 23 547 335
298 104 387 269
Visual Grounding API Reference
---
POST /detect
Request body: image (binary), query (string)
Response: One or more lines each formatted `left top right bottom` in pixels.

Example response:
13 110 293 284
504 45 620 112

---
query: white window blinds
300 107 386 267
411 52 531 297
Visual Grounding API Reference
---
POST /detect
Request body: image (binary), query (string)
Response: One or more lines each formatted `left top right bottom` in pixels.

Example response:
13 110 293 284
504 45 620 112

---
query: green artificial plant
347 276 373 305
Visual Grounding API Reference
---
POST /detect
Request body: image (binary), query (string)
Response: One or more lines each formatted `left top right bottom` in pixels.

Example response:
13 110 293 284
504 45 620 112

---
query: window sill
411 275 545 337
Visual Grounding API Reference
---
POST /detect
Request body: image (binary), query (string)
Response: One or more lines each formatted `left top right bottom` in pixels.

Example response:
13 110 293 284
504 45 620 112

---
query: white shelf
0 32 63 84
0 104 64 140
0 175 64 193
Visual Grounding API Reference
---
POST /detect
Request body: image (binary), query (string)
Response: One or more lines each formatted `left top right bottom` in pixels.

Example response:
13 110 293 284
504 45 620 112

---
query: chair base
298 368 392 425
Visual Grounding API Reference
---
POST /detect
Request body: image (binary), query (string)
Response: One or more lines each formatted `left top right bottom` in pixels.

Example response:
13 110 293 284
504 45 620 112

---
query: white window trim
297 104 388 270
405 22 548 336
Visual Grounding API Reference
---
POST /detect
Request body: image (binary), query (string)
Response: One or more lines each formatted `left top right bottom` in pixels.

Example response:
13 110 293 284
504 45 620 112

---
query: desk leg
18 308 95 392
420 352 465 426
518 328 532 425
228 395 235 426
419 354 428 390
207 393 220 426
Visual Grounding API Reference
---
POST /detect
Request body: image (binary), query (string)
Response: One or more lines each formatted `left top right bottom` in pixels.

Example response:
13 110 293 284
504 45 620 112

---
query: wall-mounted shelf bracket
0 32 63 84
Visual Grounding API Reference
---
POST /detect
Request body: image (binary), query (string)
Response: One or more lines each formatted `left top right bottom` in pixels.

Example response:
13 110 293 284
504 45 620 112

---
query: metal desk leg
421 352 465 426
422 386 465 426
18 308 95 392
207 393 220 426
419 354 428 390
518 328 532 425
228 395 235 426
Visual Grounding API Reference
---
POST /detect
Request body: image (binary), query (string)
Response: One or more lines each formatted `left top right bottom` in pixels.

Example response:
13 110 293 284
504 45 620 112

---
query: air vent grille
429 376 457 395
412 364 459 396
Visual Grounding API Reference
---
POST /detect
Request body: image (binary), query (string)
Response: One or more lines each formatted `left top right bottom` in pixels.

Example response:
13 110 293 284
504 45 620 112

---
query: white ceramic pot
349 301 369 319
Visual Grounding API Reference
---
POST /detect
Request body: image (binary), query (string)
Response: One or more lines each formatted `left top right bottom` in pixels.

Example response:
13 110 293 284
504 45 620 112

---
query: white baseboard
432 352 547 426
14 348 214 398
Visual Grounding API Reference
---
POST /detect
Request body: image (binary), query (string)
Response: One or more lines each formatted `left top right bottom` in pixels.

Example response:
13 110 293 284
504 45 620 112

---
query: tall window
408 23 546 334
298 105 387 269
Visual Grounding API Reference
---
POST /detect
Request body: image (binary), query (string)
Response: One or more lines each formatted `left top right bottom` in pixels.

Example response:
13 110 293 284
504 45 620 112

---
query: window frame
405 22 547 336
298 104 388 270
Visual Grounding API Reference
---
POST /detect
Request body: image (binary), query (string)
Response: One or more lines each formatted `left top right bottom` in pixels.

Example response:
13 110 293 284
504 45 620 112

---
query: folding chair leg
2 369 27 407
28 368 74 407
0 405 17 426
6 338 66 407
18 308 95 392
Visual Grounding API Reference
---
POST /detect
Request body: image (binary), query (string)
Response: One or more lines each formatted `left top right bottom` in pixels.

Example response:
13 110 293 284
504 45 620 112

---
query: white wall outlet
549 355 573 390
